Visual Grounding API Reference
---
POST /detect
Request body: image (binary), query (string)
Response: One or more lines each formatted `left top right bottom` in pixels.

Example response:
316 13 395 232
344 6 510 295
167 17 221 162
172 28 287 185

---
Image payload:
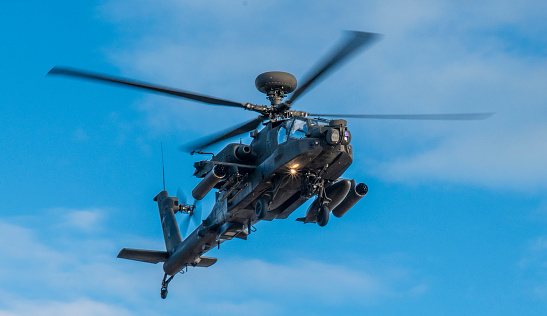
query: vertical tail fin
154 191 182 254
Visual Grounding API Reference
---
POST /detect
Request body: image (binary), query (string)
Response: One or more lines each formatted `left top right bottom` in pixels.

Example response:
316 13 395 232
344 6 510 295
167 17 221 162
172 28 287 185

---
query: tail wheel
316 205 329 227
255 197 268 219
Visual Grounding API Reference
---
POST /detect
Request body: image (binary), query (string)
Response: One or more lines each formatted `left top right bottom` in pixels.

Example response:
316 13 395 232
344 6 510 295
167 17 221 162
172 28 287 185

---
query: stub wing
194 256 217 267
117 248 169 264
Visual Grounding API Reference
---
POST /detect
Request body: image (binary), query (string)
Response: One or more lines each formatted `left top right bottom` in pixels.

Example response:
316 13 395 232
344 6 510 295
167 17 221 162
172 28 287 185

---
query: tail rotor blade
176 187 187 205
191 200 202 227
180 214 191 238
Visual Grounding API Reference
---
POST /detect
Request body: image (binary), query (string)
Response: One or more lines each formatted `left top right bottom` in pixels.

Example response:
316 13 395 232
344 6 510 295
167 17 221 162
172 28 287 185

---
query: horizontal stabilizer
117 248 169 264
196 256 217 267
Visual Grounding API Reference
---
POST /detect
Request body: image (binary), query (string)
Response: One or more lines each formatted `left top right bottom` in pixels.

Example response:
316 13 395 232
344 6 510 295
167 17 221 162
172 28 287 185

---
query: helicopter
48 31 493 299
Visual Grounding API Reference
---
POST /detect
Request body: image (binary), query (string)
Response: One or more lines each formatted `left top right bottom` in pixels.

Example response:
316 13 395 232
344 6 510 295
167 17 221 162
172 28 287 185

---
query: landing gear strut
161 273 175 299
298 167 333 226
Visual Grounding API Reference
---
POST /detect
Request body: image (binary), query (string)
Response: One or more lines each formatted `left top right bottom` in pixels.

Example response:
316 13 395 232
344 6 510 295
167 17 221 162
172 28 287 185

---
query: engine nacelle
211 143 256 165
331 180 368 218
235 144 255 161
192 164 227 200
325 179 352 209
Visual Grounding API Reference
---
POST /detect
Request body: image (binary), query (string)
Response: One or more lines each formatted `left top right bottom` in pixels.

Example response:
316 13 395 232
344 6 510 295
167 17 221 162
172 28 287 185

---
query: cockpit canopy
277 117 330 144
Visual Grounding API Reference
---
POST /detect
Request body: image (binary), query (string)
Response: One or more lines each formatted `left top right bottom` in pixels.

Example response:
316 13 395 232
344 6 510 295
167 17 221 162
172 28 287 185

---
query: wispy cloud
56 208 105 233
519 236 547 299
374 124 547 191
0 299 133 316
0 208 426 315
91 0 547 191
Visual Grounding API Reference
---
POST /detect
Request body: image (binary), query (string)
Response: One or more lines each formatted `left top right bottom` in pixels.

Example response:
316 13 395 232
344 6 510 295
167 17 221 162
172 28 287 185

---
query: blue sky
1 0 547 315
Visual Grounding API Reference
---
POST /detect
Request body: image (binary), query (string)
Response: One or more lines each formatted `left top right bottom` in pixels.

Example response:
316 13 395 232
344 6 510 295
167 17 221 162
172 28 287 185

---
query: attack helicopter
48 31 492 299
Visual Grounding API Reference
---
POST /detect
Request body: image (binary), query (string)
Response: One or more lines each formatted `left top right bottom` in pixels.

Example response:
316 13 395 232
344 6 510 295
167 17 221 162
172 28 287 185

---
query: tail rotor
176 187 202 237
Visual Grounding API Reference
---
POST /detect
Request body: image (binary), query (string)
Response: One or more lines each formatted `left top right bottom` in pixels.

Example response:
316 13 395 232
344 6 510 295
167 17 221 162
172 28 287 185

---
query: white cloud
0 299 133 316
190 259 387 302
57 208 105 233
519 236 547 271
94 0 547 192
0 221 67 274
157 256 427 314
374 124 547 191
0 209 148 301
518 236 547 299
0 207 426 315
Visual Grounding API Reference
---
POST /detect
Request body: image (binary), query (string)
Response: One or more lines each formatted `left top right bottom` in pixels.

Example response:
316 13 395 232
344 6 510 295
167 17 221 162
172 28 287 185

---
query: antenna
161 142 166 191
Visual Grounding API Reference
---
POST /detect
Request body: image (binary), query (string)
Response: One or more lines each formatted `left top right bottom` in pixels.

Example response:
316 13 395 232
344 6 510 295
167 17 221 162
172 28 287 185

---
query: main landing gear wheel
316 205 330 227
255 197 268 219
161 287 168 299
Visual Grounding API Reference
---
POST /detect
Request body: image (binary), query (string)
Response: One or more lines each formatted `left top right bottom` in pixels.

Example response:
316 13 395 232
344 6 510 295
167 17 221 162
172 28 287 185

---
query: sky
1 0 546 315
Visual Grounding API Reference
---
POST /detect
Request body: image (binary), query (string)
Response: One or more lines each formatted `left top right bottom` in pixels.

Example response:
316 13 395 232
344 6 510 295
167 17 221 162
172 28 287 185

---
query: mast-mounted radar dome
255 71 297 95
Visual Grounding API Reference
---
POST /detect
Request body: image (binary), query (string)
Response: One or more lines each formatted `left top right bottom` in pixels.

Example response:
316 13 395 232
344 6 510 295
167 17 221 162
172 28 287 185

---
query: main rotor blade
180 116 264 152
48 66 247 108
308 113 495 120
287 31 380 105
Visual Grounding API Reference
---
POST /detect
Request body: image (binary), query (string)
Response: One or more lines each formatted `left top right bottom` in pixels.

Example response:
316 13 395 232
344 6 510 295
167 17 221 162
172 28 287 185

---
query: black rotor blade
192 200 202 227
180 214 191 238
308 113 494 120
287 31 380 105
48 66 247 108
180 116 264 152
176 187 187 205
